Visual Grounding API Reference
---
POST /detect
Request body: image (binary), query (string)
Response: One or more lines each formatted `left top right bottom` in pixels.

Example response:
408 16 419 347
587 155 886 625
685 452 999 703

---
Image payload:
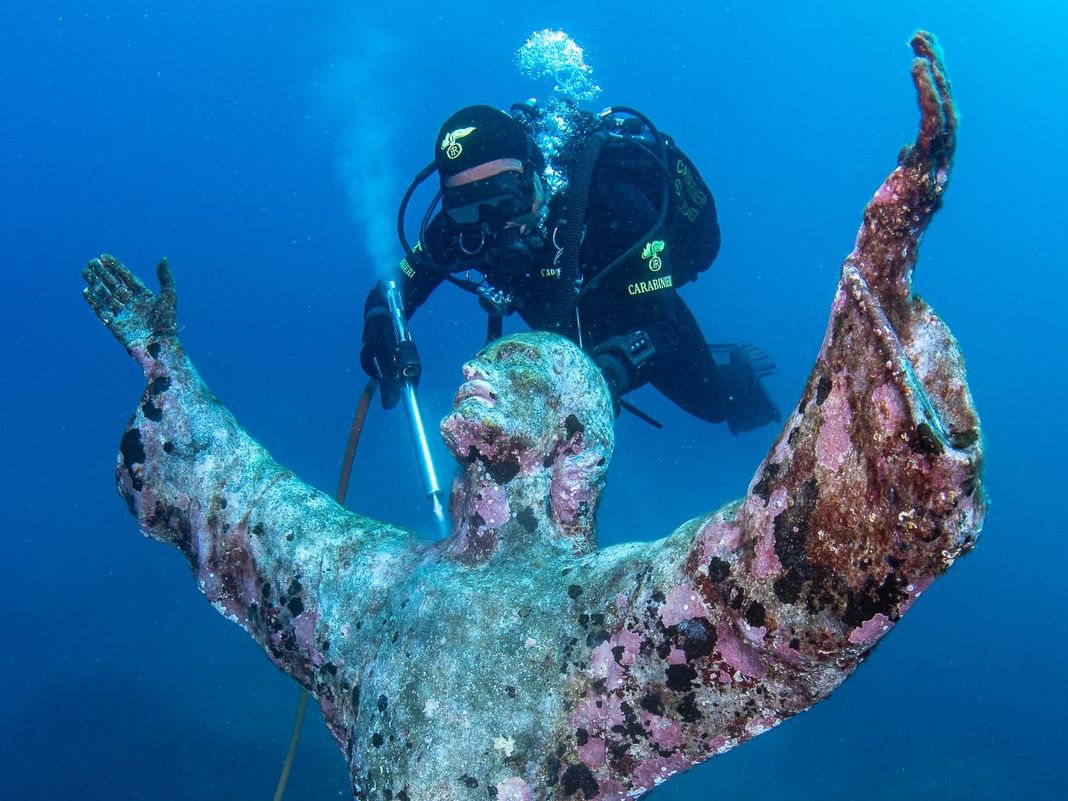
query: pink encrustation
83 31 983 801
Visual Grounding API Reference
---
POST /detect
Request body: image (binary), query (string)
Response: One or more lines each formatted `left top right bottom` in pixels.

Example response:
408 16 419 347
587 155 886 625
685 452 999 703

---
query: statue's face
442 337 559 464
441 332 614 490
442 332 614 543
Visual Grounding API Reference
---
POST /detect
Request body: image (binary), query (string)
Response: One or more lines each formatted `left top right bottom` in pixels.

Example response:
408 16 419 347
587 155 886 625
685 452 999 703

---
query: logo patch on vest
642 240 666 272
441 127 476 160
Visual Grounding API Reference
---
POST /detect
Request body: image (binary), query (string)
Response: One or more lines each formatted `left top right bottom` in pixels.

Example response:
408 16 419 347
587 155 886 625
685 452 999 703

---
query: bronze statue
83 31 983 801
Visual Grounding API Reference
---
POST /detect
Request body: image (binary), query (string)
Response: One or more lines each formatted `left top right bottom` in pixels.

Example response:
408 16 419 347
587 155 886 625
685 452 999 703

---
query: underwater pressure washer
382 279 448 536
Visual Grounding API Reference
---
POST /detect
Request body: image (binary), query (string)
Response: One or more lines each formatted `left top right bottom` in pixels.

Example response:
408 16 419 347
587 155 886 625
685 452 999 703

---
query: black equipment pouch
663 142 713 229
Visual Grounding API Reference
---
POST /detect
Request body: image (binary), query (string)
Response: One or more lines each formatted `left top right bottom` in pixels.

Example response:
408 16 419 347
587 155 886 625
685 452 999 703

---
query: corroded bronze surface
84 32 982 801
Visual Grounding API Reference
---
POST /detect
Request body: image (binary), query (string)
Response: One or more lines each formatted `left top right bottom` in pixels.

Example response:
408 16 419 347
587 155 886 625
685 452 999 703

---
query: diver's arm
566 33 983 784
582 179 688 398
84 256 420 707
362 247 446 321
364 213 460 327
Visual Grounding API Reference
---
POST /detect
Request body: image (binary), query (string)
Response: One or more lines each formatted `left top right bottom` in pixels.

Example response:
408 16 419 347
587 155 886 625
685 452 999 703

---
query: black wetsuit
363 126 776 431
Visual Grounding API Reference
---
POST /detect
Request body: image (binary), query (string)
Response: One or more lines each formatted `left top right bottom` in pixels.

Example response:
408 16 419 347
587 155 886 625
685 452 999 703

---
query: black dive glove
721 345 780 434
593 353 627 416
591 331 657 415
360 306 411 410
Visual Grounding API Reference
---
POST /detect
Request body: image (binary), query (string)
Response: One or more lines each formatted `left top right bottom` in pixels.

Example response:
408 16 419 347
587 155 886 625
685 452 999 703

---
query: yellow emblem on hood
441 126 476 160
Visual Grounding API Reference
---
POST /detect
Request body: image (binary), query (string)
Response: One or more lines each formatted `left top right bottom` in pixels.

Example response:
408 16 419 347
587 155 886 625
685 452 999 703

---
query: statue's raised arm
556 31 983 795
83 255 423 744
86 31 984 801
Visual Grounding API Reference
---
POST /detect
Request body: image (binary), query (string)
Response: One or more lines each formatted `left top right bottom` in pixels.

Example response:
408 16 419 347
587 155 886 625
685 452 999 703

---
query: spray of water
319 32 404 278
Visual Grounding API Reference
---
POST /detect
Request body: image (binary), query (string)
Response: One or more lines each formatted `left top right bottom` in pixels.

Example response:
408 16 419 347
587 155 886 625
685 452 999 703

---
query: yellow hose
271 688 309 801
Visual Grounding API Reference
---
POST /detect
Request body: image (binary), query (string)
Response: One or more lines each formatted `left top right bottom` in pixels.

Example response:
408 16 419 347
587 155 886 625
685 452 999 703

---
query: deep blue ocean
3 1 1065 799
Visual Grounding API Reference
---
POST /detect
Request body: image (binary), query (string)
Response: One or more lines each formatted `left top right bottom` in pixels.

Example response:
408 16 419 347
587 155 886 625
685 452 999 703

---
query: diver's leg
643 319 727 423
644 295 780 431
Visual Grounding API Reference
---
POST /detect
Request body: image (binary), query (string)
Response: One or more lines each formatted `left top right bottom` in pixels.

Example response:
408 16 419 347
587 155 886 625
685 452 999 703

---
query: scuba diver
360 103 780 433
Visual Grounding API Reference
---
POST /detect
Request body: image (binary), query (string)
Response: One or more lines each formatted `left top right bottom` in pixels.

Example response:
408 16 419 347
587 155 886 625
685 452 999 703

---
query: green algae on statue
84 32 983 801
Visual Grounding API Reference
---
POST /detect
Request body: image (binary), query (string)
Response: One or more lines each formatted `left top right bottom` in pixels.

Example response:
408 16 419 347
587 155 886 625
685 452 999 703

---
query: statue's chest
347 566 586 797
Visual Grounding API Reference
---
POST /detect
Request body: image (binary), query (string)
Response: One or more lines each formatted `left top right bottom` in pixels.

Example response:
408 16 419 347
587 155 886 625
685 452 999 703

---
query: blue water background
2 1 1064 798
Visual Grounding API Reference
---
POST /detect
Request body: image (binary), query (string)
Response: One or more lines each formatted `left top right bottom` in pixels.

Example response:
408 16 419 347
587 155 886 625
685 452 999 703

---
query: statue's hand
906 31 955 176
850 31 958 327
83 255 178 361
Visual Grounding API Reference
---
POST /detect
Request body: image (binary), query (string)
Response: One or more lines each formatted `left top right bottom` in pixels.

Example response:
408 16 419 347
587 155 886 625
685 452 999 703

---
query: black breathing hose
578 110 672 301
397 161 439 266
551 131 607 329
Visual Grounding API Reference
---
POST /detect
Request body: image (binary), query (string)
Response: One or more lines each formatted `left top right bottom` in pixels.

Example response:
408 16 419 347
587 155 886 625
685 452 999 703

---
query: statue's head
441 332 614 542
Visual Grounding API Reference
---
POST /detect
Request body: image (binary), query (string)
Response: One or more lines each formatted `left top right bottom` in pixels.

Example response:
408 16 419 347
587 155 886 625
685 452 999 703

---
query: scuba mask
441 169 536 229
395 120 546 281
